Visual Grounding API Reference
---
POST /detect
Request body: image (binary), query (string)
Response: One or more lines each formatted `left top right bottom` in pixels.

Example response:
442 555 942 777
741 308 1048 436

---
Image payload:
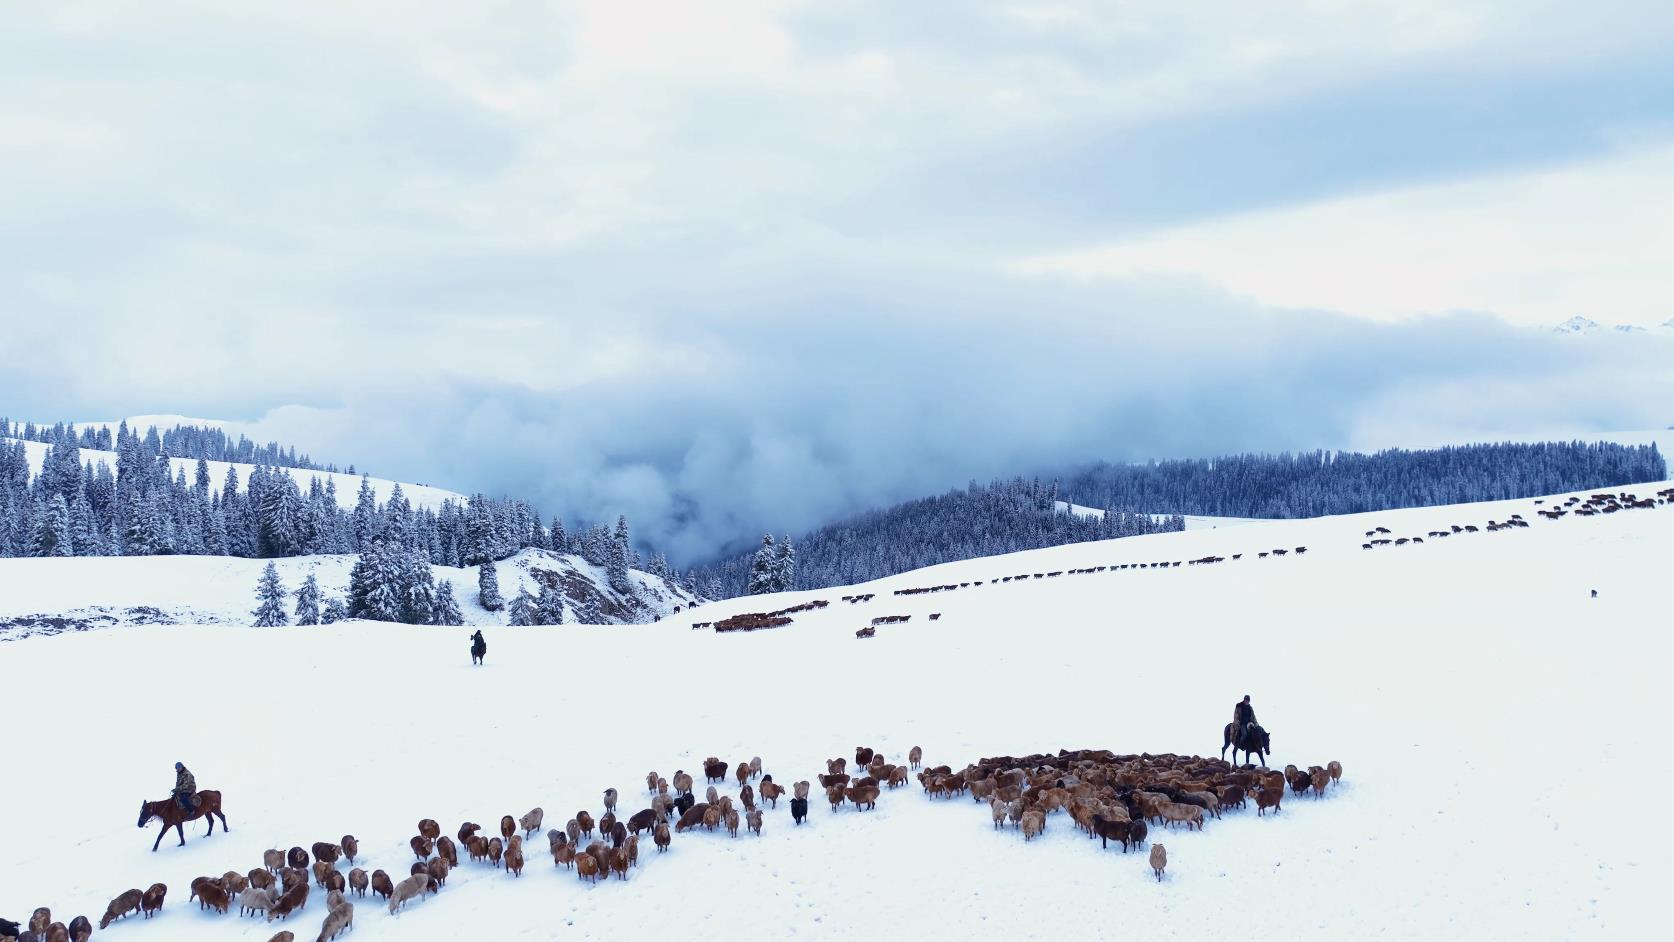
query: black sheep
790 797 809 825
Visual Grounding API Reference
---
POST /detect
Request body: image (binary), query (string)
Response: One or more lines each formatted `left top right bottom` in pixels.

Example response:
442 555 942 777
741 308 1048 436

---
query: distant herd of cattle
1362 488 1670 551
3 741 1346 940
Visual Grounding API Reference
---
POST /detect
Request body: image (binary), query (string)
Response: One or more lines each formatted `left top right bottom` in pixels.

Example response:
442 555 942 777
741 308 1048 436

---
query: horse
1221 723 1270 767
470 633 487 666
137 790 229 851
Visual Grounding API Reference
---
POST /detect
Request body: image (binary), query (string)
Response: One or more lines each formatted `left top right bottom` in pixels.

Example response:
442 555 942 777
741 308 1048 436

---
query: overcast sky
3 2 1672 562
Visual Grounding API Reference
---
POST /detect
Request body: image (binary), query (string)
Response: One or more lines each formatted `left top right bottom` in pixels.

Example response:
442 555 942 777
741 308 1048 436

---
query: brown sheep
576 811 595 839
845 785 880 811
311 842 341 865
749 756 763 779
855 746 875 768
99 890 143 929
386 873 429 915
1149 843 1167 881
599 811 618 841
324 890 346 912
706 785 720 804
1311 768 1329 797
265 849 286 872
759 780 785 808
466 835 489 862
281 868 308 892
888 767 910 789
1020 810 1045 841
44 924 67 942
268 882 309 921
418 818 441 841
626 834 639 867
316 901 353 941
520 807 544 838
990 797 1007 829
340 835 358 865
676 803 709 833
673 770 694 795
603 788 619 814
504 841 524 877
703 757 728 783
487 837 504 868
646 770 660 793
68 916 91 942
909 746 923 769
196 882 231 915
288 847 310 870
819 773 850 789
223 870 251 894
826 758 847 776
269 933 296 942
735 762 751 786
347 869 368 897
740 784 756 811
1255 785 1282 816
627 808 659 835
724 808 741 836
825 784 846 811
409 835 432 860
794 780 811 800
1217 784 1247 809
1158 802 1203 831
370 870 393 902
610 821 628 849
553 843 576 869
703 806 723 831
566 819 581 846
312 860 333 887
500 815 517 840
142 883 168 917
457 821 481 844
575 853 600 883
427 856 450 887
324 870 345 894
436 835 459 868
654 822 671 852
1328 760 1343 784
610 847 630 881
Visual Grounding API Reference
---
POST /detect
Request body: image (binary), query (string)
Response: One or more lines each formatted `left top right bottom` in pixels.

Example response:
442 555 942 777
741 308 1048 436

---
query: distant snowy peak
1550 316 1670 336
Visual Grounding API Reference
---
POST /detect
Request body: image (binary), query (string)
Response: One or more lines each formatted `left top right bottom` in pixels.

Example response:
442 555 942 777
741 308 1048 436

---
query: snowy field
2 482 1669 940
5 437 466 512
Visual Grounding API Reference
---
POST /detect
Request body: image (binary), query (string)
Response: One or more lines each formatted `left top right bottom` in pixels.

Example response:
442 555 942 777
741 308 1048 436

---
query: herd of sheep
1 741 1346 940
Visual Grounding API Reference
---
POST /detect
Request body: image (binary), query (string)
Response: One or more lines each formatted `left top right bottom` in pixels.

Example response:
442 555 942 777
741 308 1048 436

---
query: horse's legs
152 821 165 852
175 822 187 847
217 811 229 833
205 812 215 836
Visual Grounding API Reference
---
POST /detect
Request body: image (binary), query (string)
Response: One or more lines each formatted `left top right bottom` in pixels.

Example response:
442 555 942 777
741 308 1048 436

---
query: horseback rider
172 761 196 813
1232 694 1258 743
470 629 487 665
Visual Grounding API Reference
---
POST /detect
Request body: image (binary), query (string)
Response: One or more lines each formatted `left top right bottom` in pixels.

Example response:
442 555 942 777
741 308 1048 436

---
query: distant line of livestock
1361 488 1670 551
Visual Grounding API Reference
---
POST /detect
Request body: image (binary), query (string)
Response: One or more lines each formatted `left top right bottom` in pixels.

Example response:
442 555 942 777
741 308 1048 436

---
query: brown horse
137 791 229 851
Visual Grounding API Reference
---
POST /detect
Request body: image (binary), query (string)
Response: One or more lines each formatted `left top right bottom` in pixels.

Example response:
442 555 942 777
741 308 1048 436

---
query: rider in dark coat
470 630 487 664
173 762 196 812
1232 695 1258 741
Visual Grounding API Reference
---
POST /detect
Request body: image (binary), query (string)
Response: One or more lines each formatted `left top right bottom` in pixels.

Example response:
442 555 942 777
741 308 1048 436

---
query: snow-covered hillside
0 548 699 637
1056 500 1257 530
1 481 1668 940
5 437 466 512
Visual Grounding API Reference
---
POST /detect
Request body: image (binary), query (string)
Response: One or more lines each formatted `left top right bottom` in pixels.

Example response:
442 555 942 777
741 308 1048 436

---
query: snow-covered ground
2 481 1668 940
0 548 698 637
5 437 467 512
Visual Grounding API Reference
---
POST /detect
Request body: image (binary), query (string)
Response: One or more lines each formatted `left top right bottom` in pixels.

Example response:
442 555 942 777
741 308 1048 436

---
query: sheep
99 890 143 929
576 811 595 839
504 841 524 877
198 883 232 915
758 780 785 808
575 853 601 884
386 873 429 916
1091 814 1132 852
602 787 619 814
223 870 251 894
845 785 880 811
651 793 673 820
347 869 368 897
888 767 910 789
706 785 720 804
1255 785 1282 816
1129 819 1148 848
288 847 311 870
855 746 875 768
265 849 286 873
487 837 504 868
739 784 757 812
324 890 345 912
410 835 432 860
312 860 334 887
268 883 308 922
1311 768 1329 797
268 933 296 942
428 855 451 887
990 797 1008 829
240 886 275 919
370 870 394 901
599 811 618 842
654 822 672 852
791 797 809 825
566 819 582 846
340 835 358 865
1157 802 1203 830
1328 760 1343 784
675 802 710 833
1217 784 1247 810
703 806 723 831
316 901 353 942
520 807 545 838
310 842 341 866
1149 844 1167 881
554 843 577 869
458 821 481 844
1007 800 1026 828
500 814 517 840
826 758 848 776
610 847 631 881
282 868 308 892
40 923 65 942
746 808 763 836
749 756 763 779
466 835 489 862
794 780 811 800
723 808 741 837
142 882 169 917
673 770 694 795
909 746 923 770
324 870 345 894
1020 811 1045 841
66 917 91 942
437 835 459 868
627 808 659 836
703 757 728 783
826 784 846 811
418 818 441 841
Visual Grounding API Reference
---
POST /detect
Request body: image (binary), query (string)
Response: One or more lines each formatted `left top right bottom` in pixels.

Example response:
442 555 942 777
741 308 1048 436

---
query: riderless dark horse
1221 722 1270 767
137 790 229 851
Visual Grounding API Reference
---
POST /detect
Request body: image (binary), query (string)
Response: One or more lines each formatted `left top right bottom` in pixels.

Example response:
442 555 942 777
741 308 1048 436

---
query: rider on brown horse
173 762 196 813
1232 695 1258 744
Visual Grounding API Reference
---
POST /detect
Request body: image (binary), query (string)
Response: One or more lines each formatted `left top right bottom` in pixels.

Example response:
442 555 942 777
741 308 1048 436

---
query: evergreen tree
399 550 437 625
773 536 796 591
252 561 289 627
535 582 566 625
464 495 499 565
33 495 73 557
322 596 349 624
608 515 634 594
507 588 538 626
747 534 778 595
348 540 405 622
294 572 321 625
352 474 379 550
432 578 463 626
478 560 504 611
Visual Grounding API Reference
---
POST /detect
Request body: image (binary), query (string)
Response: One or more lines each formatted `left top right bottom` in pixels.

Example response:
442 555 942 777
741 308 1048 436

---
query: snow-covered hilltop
1550 315 1674 336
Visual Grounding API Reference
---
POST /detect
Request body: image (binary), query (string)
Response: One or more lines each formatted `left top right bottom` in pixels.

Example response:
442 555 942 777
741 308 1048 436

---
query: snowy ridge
1550 315 1674 336
1055 500 1258 530
5 437 465 511
0 548 699 638
1 480 1666 940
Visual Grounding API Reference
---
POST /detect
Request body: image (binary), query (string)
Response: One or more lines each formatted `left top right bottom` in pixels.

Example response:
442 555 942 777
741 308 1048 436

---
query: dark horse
1221 723 1271 767
471 631 487 666
137 790 228 851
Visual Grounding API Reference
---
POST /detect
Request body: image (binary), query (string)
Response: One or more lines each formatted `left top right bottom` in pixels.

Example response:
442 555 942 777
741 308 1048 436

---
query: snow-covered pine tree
432 578 463 626
464 494 498 565
33 495 73 557
399 549 436 624
352 474 379 550
252 561 289 627
549 516 567 553
773 535 796 591
322 596 349 624
258 473 303 557
478 560 504 611
535 581 566 625
608 515 634 594
294 572 322 625
348 540 404 622
747 534 778 595
507 588 538 626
